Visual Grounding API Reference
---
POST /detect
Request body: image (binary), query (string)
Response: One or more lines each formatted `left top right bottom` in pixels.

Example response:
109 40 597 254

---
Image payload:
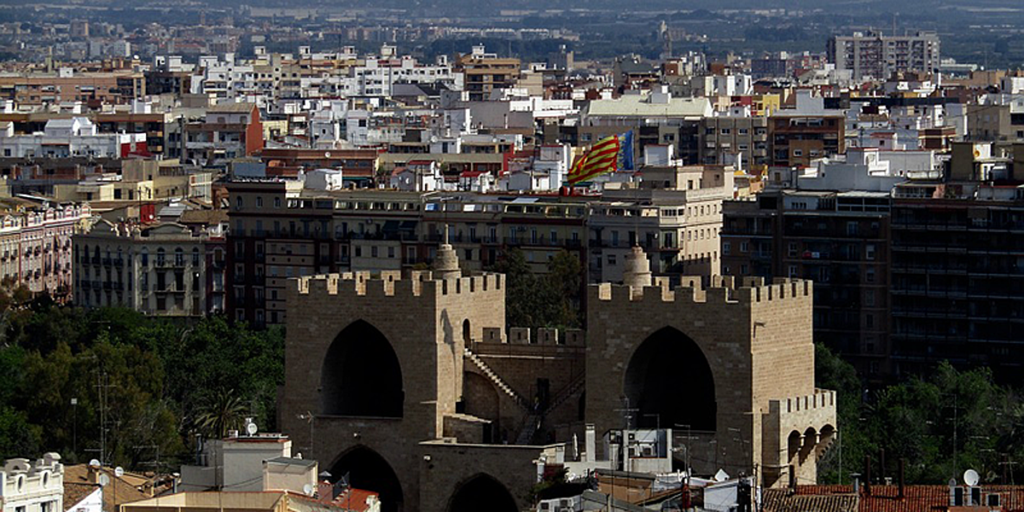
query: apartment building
699 116 769 168
590 165 732 282
456 45 520 102
0 70 144 105
73 218 224 316
769 114 845 167
0 117 147 159
722 189 892 380
225 179 591 325
0 200 89 298
828 31 941 81
0 454 64 512
889 180 1024 383
184 103 264 166
967 97 1024 142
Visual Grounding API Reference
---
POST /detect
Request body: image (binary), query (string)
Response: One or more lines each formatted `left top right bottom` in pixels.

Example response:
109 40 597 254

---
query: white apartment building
0 454 64 512
0 118 146 159
828 31 941 80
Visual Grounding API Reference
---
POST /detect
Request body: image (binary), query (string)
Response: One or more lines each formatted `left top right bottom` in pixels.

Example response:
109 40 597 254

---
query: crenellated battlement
590 276 812 305
293 270 505 300
770 389 836 416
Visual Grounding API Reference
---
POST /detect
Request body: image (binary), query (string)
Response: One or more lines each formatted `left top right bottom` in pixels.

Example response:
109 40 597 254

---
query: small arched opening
623 327 716 430
328 446 403 512
447 473 517 512
799 427 818 463
787 430 802 463
462 319 471 344
320 320 404 417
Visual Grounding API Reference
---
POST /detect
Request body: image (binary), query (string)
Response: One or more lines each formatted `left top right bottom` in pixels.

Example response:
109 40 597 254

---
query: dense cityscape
1 1 1024 511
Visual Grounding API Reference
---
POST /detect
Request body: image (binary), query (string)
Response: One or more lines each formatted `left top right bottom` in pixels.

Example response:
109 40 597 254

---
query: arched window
156 248 165 266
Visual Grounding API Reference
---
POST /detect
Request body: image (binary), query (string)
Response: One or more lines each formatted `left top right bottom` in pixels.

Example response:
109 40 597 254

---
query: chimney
317 480 333 501
864 455 872 496
898 459 906 499
852 473 861 495
585 424 596 463
788 465 796 494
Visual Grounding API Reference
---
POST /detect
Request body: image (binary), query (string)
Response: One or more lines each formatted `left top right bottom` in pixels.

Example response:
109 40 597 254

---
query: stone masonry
280 246 835 512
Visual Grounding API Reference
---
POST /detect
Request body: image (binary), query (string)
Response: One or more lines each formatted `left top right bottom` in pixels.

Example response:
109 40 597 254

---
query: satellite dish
114 467 124 478
88 459 101 469
714 469 730 482
303 484 314 496
246 422 259 436
964 469 980 487
98 474 110 487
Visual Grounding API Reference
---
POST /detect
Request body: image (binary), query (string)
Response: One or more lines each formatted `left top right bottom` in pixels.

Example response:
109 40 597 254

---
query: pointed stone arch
327 445 404 512
320 320 404 417
446 473 517 512
623 326 716 430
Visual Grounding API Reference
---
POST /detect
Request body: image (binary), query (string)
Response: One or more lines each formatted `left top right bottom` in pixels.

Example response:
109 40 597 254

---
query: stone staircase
544 371 586 416
515 413 542 445
464 347 528 410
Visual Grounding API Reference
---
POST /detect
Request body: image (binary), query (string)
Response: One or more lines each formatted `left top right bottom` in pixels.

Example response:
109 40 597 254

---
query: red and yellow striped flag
568 131 634 185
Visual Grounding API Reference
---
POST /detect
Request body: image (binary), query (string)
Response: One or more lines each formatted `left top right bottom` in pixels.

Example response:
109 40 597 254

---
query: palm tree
196 391 247 439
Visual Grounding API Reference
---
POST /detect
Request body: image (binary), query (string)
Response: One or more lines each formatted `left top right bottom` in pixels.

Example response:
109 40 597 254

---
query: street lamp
297 412 315 460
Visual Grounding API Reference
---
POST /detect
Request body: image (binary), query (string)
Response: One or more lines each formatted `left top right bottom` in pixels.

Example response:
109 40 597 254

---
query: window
847 221 859 236
607 254 616 266
156 248 166 266
866 313 874 328
740 242 749 253
788 265 798 277
866 244 876 261
788 242 798 257
723 242 731 255
866 267 876 283
236 196 244 209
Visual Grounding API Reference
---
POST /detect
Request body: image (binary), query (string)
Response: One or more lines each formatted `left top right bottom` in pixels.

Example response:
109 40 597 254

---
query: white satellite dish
964 469 980 487
88 459 101 469
246 422 259 436
114 467 124 478
302 484 314 496
98 474 110 487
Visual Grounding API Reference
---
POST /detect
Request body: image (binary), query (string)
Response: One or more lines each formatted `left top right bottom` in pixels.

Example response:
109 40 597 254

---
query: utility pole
95 371 114 465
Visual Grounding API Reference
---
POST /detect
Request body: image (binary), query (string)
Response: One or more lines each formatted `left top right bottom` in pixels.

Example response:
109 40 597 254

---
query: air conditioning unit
987 493 1001 507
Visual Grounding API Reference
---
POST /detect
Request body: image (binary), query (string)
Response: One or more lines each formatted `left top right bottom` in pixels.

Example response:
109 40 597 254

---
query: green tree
544 250 583 329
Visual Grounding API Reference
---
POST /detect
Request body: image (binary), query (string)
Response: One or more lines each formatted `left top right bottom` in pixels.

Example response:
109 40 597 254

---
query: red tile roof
332 488 379 512
790 484 1024 512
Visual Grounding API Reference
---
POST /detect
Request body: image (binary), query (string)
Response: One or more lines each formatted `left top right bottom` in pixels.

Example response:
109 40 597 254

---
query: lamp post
297 412 314 459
